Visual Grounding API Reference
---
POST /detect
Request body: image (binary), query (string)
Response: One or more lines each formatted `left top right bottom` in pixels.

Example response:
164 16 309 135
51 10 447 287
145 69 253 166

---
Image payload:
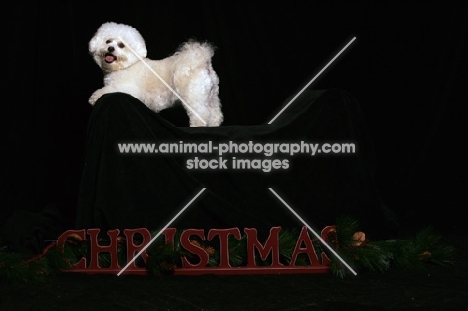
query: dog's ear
88 34 102 55
121 24 147 58
88 34 104 67
132 41 147 58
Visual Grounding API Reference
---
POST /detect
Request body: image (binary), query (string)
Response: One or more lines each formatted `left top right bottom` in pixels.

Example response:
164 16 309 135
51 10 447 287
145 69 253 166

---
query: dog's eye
118 42 125 48
106 39 112 44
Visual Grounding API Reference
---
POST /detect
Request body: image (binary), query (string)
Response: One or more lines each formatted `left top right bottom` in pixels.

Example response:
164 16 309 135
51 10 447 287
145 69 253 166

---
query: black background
1 2 467 236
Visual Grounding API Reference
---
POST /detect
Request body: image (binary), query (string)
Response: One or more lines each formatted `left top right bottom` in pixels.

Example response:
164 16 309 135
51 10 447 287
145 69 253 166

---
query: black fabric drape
74 89 397 240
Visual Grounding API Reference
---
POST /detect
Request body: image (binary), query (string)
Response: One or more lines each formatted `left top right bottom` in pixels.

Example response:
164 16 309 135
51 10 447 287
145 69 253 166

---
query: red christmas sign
57 226 335 275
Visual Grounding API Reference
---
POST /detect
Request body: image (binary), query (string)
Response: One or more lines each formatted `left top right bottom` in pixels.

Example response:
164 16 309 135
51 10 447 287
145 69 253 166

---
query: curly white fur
89 22 223 127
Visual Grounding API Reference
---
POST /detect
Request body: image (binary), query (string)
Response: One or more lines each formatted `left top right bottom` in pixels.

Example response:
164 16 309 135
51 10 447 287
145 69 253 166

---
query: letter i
232 157 236 169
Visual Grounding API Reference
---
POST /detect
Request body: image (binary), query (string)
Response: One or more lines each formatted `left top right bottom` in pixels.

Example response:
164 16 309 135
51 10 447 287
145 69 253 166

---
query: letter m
244 227 283 268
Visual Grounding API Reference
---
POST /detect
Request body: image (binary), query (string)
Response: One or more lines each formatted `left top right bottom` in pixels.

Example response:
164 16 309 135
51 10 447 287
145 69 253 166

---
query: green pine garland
0 240 76 285
0 217 456 284
325 216 455 278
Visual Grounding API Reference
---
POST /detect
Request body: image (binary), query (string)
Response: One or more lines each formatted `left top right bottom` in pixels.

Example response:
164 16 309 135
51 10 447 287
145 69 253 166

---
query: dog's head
89 22 147 72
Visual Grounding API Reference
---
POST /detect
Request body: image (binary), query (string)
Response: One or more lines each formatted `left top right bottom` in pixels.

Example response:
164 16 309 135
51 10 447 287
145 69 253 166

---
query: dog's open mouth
104 53 116 63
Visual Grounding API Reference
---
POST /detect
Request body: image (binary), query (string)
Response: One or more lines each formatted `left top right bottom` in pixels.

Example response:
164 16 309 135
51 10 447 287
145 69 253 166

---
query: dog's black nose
108 46 115 52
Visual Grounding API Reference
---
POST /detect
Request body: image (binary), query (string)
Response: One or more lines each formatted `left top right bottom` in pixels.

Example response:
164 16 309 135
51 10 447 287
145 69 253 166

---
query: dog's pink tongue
105 55 115 63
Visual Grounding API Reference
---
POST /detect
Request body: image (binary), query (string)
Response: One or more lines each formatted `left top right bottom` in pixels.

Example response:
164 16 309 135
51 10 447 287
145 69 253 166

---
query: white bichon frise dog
88 22 223 127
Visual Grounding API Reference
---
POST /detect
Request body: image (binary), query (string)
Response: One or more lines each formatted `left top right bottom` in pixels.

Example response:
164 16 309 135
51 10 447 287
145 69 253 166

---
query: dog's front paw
89 90 104 105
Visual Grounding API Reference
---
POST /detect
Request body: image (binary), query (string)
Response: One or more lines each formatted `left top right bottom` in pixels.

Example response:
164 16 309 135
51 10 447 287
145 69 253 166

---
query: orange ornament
352 231 366 247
